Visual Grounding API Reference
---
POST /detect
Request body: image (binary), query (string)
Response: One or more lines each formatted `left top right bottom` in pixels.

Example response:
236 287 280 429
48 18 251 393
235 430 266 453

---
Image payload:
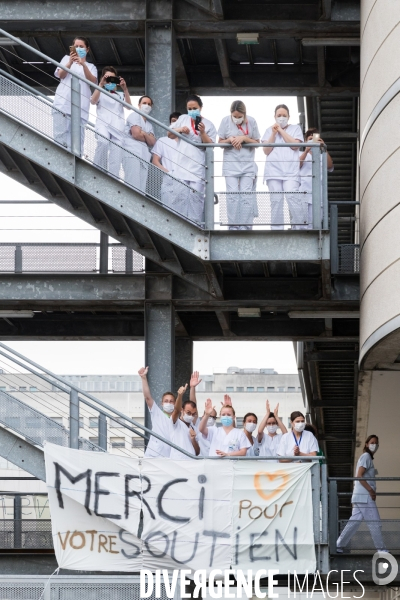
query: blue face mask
221 416 233 427
75 47 87 59
188 108 201 119
104 82 117 91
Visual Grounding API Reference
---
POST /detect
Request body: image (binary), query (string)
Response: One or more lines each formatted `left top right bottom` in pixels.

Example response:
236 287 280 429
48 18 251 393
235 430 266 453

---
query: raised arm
199 398 214 437
189 370 202 403
257 399 271 442
273 403 287 434
171 384 188 424
138 366 154 409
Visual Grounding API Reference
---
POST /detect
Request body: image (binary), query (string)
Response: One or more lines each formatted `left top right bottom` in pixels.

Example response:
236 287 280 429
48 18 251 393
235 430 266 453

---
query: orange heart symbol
254 470 290 501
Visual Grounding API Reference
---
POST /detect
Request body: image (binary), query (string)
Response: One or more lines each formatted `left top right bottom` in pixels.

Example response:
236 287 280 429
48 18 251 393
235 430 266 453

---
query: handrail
0 342 324 461
329 477 400 481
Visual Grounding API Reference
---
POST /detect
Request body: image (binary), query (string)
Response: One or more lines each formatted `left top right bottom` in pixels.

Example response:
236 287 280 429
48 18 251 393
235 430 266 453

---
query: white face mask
182 413 194 424
294 422 306 432
267 425 278 434
207 417 216 427
140 104 152 114
276 116 288 127
162 402 174 414
232 115 244 125
245 422 257 433
369 443 378 453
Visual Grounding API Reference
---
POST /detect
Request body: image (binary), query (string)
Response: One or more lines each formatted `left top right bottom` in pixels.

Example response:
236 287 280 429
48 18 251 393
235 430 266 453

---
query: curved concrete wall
360 1 400 368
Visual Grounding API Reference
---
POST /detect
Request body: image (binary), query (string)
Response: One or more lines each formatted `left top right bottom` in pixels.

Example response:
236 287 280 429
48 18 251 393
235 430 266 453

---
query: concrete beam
0 427 45 480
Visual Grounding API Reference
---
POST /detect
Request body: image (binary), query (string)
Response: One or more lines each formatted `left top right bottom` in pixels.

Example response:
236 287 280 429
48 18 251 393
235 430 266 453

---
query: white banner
44 443 316 573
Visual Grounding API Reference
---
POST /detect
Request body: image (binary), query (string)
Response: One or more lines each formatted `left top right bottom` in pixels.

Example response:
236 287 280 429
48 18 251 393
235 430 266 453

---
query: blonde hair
230 100 246 116
220 405 235 416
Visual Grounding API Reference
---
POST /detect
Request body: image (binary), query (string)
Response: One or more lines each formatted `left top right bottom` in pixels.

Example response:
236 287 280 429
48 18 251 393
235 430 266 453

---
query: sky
1 95 299 376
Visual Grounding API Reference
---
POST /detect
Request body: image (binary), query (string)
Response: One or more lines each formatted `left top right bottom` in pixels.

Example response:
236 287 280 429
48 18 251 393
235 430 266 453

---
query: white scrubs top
300 152 334 201
206 426 251 457
168 418 196 460
352 452 377 503
145 403 172 458
93 91 125 140
151 136 179 173
254 432 282 458
123 112 154 161
171 114 217 183
53 56 97 121
217 115 260 177
262 124 304 183
277 429 319 458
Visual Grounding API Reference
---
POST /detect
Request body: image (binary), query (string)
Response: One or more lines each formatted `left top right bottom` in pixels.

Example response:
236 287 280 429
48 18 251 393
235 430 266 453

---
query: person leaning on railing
199 396 250 457
52 37 97 152
90 66 131 178
277 411 318 461
336 435 388 553
262 104 305 230
217 100 261 231
298 128 334 230
254 399 288 459
171 94 217 223
122 95 156 194
242 412 258 456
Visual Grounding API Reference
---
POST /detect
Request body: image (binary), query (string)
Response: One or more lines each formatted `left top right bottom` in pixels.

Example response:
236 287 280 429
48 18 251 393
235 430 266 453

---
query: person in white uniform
217 101 261 230
255 400 288 458
171 94 217 223
90 66 131 177
169 385 200 460
242 412 258 456
277 411 319 460
336 435 387 553
299 128 334 229
199 400 251 457
262 104 304 229
53 37 97 153
138 366 175 458
123 95 155 193
151 111 181 208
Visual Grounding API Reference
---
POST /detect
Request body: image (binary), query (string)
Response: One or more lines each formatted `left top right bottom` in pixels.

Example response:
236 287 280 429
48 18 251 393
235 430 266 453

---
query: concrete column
359 1 400 368
174 337 193 398
146 0 175 137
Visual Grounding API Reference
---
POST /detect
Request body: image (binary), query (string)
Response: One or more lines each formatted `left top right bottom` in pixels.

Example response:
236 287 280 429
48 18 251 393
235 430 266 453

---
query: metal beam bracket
193 234 210 260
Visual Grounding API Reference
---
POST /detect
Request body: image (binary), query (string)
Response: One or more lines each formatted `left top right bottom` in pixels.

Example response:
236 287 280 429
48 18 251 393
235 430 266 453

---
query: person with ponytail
336 435 388 553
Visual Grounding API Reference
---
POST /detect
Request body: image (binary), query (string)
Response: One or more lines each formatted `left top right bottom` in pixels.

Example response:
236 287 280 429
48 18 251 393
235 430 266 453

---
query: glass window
94 382 102 392
247 387 254 392
226 387 234 392
19 387 27 392
89 417 99 428
288 387 295 392
29 386 38 392
236 387 244 392
89 437 99 445
101 382 109 392
257 387 265 392
111 437 125 448
110 418 124 428
0 386 6 391
278 387 285 392
117 382 124 392
267 387 275 392
132 438 144 448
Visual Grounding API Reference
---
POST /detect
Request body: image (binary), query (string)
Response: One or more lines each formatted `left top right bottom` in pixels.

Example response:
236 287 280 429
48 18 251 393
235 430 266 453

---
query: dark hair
138 95 153 106
169 111 181 123
305 423 318 439
186 94 203 108
363 434 379 459
243 412 258 423
290 411 305 422
162 391 176 401
101 66 117 78
305 127 319 139
73 37 90 49
182 400 197 410
275 103 290 116
267 412 277 423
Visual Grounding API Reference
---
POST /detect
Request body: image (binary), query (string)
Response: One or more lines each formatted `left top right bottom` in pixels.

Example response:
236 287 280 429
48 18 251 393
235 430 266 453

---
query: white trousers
336 496 387 551
266 178 307 230
123 153 149 194
225 175 255 230
93 128 123 178
163 176 204 223
52 110 85 153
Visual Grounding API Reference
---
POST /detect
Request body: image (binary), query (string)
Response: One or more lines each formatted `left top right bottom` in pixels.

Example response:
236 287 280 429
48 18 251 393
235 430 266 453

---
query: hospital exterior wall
360 0 400 366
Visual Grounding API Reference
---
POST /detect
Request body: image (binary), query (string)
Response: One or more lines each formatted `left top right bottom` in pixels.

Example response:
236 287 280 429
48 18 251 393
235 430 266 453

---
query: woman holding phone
171 94 217 223
53 37 97 152
91 66 131 177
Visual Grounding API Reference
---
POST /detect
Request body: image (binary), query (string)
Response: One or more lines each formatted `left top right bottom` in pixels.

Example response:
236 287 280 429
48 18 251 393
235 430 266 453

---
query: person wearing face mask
242 413 258 456
53 37 98 152
299 128 334 229
199 400 250 457
151 112 182 207
171 94 217 223
277 411 318 460
262 104 304 230
90 66 131 177
169 387 200 460
123 96 155 193
255 400 288 458
217 101 261 230
336 435 388 553
138 366 175 458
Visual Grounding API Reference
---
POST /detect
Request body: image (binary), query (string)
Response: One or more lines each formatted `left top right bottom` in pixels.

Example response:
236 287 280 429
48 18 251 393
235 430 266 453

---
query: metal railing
0 242 144 274
329 477 400 555
0 28 328 232
330 202 360 274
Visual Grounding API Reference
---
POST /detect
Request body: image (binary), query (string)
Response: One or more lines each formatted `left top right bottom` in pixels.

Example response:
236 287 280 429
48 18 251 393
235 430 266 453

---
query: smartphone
105 76 121 85
69 45 76 54
194 115 202 131
312 133 320 142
